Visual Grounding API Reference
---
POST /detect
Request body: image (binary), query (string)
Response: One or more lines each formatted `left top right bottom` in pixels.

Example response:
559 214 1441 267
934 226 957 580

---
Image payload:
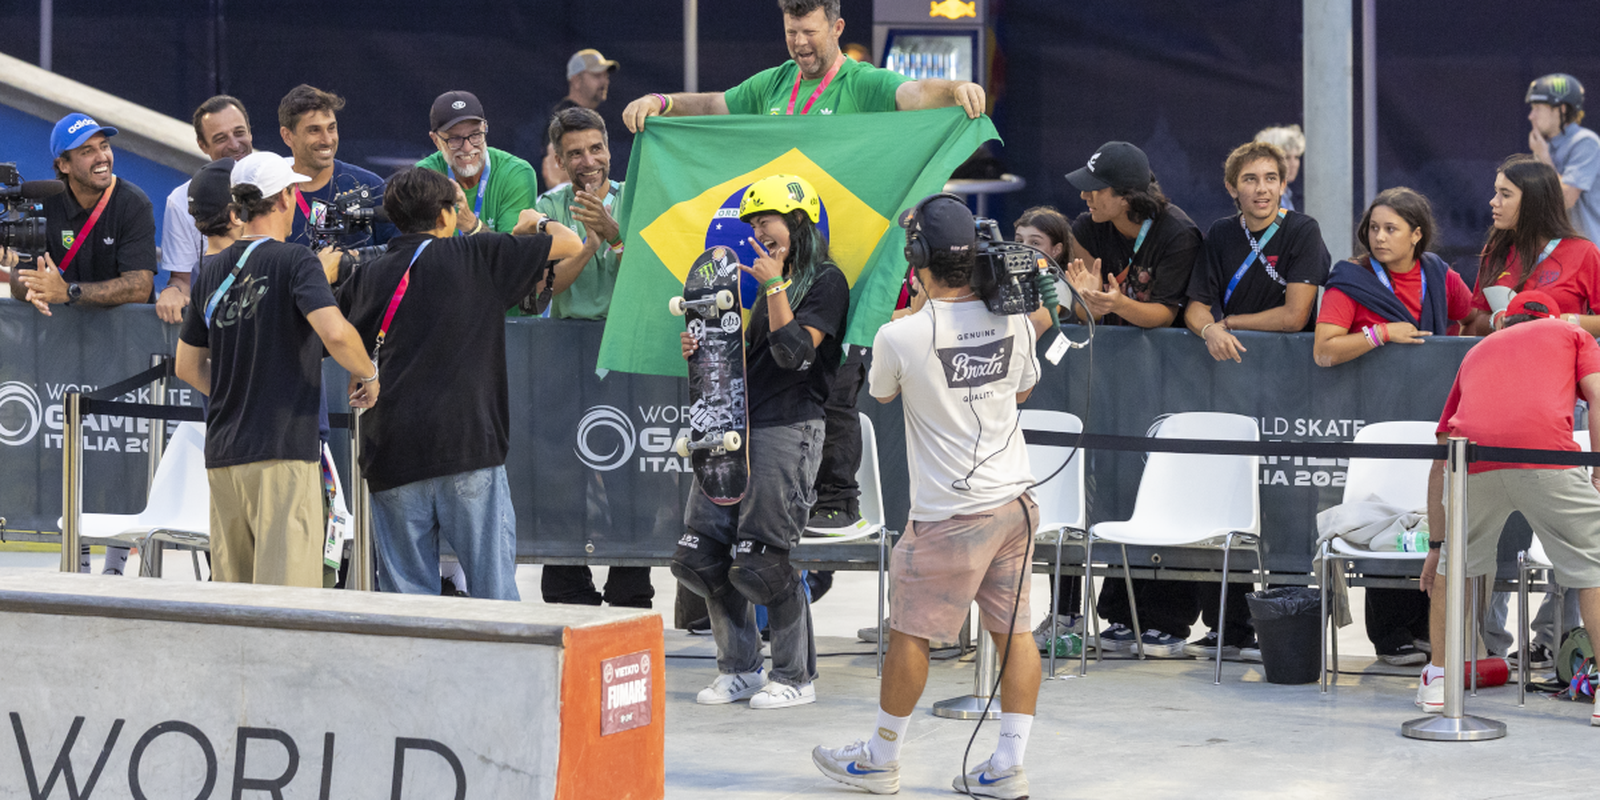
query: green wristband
761 275 784 291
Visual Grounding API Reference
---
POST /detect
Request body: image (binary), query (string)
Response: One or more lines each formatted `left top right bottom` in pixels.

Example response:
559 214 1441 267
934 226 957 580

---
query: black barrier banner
5 300 1525 574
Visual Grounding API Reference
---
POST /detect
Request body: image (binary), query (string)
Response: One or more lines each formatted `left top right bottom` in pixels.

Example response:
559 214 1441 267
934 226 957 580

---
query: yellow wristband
765 280 791 297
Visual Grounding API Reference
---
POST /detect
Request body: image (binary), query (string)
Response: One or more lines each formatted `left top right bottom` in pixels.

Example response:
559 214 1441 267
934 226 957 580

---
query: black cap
900 194 975 257
430 91 486 132
1066 141 1151 192
188 157 236 221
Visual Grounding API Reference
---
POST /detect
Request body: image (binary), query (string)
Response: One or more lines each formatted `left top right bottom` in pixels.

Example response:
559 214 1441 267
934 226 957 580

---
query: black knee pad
728 541 799 607
671 531 733 599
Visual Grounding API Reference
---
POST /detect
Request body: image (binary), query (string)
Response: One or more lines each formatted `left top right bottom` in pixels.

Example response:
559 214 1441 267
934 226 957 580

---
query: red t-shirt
1438 318 1600 473
1317 261 1473 332
1470 238 1600 314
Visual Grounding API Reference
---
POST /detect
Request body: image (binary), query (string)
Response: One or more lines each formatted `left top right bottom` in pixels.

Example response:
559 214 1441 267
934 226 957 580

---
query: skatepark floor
2 549 1589 799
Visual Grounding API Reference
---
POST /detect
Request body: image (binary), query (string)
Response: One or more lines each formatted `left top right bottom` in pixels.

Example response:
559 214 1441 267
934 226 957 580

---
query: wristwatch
66 283 82 305
1428 539 1443 550
536 217 551 235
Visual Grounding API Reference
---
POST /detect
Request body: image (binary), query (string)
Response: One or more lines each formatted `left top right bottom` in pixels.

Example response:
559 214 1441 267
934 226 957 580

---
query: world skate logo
936 337 1013 388
0 381 43 446
575 405 636 471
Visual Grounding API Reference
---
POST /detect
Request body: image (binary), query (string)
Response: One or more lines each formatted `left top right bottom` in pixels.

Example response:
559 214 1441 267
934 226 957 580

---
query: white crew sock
440 560 467 593
989 712 1033 773
102 545 130 575
865 708 910 765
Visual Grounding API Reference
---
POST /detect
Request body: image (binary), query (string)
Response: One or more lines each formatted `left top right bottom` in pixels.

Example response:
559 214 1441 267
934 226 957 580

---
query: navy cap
188 158 236 221
51 112 119 159
900 194 975 258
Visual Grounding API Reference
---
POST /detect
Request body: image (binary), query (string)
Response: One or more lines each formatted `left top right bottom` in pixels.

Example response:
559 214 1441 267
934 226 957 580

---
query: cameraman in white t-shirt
812 195 1052 799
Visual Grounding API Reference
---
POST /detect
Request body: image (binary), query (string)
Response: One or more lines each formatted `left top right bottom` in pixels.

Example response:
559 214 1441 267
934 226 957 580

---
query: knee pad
728 541 799 607
671 531 733 599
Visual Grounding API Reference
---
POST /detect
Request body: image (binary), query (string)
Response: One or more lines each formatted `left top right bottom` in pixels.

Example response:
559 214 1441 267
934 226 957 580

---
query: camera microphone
19 180 66 200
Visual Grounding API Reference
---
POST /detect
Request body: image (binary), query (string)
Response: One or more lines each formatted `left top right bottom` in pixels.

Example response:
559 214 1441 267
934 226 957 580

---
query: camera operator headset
901 192 1096 783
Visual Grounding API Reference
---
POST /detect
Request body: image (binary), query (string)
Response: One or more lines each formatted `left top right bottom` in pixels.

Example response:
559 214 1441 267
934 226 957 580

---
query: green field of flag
599 108 1000 377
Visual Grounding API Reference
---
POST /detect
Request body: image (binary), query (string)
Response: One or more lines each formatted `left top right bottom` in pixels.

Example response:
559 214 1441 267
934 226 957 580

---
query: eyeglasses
440 130 486 150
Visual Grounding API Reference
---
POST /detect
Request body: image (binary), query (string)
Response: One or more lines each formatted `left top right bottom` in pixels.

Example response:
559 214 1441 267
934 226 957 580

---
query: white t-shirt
160 180 204 274
869 299 1039 521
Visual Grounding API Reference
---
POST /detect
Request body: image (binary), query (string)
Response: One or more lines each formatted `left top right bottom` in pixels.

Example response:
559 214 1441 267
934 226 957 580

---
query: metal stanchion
1401 437 1506 741
932 606 1002 720
59 392 83 573
348 409 375 591
876 529 887 677
142 354 167 579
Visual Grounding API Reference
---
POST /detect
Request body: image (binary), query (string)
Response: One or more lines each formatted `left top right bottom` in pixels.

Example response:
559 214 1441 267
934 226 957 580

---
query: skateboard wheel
669 296 686 316
722 431 742 452
675 436 690 458
715 290 735 310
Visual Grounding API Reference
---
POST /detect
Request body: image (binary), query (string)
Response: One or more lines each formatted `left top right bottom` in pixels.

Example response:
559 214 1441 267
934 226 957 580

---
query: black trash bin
1246 587 1322 685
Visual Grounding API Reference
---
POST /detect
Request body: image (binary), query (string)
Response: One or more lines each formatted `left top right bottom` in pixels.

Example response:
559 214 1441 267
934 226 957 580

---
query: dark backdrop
3 0 1596 261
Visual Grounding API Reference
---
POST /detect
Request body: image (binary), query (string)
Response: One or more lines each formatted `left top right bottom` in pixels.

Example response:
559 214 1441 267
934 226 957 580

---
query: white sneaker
1414 667 1443 713
749 680 815 709
695 669 764 705
952 758 1030 799
1031 613 1084 650
811 739 900 794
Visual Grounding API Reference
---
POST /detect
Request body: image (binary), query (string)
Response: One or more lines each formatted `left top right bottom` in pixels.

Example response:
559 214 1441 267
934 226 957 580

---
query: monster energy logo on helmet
787 181 805 203
1527 73 1585 112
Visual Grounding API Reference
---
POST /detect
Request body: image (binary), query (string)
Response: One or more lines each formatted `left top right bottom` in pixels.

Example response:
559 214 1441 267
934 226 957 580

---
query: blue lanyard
203 238 268 328
1534 238 1561 269
1223 210 1286 307
1131 219 1152 255
1373 258 1425 309
447 154 490 232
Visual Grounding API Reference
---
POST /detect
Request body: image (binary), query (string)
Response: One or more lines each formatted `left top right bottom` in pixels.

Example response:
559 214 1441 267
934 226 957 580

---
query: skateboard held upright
669 246 750 505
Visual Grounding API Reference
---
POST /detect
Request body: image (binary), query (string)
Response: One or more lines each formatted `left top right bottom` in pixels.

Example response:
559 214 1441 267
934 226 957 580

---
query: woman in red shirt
1461 155 1600 335
1313 187 1473 367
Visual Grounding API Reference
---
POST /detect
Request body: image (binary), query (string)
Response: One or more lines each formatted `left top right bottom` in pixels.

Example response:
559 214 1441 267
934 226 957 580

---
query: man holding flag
623 0 986 538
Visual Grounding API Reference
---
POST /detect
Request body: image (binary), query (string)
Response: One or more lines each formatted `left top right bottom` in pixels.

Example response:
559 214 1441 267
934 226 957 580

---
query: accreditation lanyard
1223 209 1287 307
203 238 268 328
56 177 116 276
294 188 312 220
373 239 432 357
787 56 843 115
1112 219 1153 283
448 155 491 232
1372 258 1425 311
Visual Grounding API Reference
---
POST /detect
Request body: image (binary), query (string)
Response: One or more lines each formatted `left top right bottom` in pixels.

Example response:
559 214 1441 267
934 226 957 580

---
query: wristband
357 361 379 384
760 275 784 291
609 239 625 255
652 93 673 114
765 279 791 297
1380 322 1390 344
1428 539 1443 550
1566 313 1581 325
1200 322 1217 339
471 219 484 235
1491 309 1505 330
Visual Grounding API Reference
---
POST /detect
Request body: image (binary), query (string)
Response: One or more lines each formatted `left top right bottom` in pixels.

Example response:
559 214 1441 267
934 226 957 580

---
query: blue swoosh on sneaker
846 763 889 776
978 772 1004 785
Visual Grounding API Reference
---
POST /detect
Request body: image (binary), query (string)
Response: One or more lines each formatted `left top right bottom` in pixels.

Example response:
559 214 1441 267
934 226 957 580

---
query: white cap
230 152 311 197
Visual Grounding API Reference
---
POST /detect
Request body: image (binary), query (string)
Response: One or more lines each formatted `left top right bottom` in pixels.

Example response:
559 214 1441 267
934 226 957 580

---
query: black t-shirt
747 262 849 426
40 177 157 296
1187 211 1331 330
1071 204 1202 326
337 231 553 492
179 238 338 468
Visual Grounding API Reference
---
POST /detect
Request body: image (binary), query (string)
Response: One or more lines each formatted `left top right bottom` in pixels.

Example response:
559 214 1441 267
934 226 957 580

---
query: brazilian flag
599 108 1000 377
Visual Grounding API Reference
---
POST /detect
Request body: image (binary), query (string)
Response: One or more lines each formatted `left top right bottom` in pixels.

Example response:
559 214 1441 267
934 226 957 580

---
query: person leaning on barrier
336 168 579 601
175 152 380 588
621 0 984 132
157 95 255 325
1460 155 1600 337
1417 289 1600 727
1254 124 1305 212
1313 187 1473 367
5 113 156 317
417 91 537 237
1184 140 1330 365
1525 73 1600 239
812 195 1051 798
673 174 848 711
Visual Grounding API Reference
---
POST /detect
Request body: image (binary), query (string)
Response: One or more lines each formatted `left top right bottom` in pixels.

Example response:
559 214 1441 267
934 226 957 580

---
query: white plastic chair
1317 420 1436 691
71 422 210 576
806 412 884 544
1086 412 1262 685
1021 409 1089 677
1514 428 1587 703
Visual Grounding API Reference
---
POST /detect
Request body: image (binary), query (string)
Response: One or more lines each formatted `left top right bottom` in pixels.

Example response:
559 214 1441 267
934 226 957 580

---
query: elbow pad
768 319 817 371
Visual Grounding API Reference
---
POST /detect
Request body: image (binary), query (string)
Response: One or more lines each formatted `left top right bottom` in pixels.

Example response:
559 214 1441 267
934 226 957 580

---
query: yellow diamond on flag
637 148 889 288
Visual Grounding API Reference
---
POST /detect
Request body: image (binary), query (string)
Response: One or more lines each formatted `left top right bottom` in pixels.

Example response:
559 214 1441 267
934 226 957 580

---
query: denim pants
370 466 520 601
684 420 824 687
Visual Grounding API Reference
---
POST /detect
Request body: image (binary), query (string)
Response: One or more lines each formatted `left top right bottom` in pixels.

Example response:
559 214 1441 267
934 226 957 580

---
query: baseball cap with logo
567 48 620 80
1507 289 1561 320
1066 141 1152 193
430 91 486 132
50 112 119 159
900 193 976 258
230 152 311 197
188 158 236 220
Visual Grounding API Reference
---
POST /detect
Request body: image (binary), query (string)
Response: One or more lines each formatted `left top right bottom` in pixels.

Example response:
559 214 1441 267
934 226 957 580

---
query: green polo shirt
724 57 908 116
416 147 538 233
535 179 624 320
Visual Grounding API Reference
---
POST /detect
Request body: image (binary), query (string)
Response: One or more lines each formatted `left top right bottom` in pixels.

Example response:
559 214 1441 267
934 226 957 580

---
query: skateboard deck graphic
670 247 749 505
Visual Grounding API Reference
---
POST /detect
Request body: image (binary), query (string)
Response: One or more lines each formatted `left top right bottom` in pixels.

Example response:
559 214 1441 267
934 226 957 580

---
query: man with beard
417 91 538 236
156 95 254 325
278 84 396 250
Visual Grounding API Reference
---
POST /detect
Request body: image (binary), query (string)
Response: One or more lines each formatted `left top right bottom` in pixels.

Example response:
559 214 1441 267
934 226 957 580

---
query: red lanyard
56 177 116 275
786 55 843 115
294 188 311 219
374 239 431 355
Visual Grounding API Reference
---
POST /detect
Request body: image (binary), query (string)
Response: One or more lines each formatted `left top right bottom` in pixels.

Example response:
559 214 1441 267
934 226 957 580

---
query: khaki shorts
1440 467 1600 589
889 494 1037 643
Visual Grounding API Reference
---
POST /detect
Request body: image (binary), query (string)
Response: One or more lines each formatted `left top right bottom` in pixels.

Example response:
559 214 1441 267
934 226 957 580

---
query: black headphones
903 192 967 271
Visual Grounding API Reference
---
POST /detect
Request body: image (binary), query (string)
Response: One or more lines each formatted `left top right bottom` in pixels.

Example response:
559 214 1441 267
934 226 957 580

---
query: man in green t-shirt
416 91 538 235
621 0 985 130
